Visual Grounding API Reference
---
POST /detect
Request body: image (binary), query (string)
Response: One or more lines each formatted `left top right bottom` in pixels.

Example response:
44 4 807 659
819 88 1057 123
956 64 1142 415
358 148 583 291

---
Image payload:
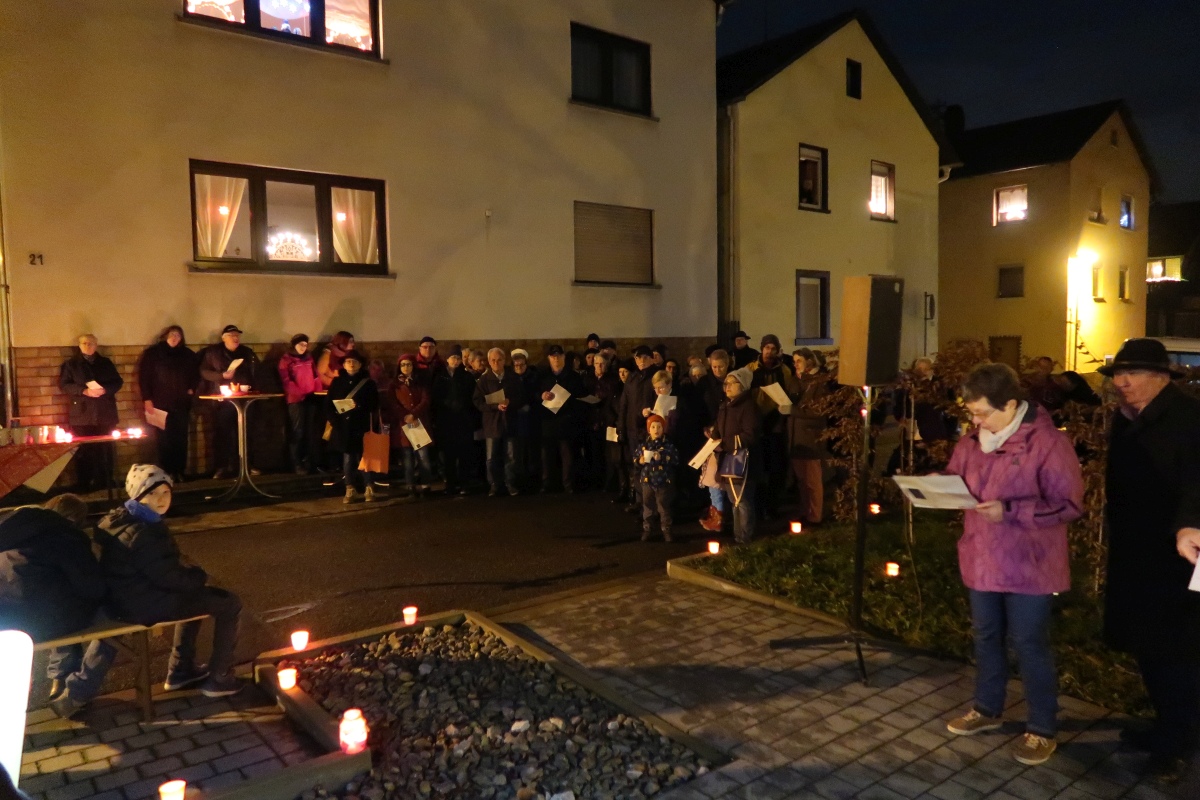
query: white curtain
194 175 246 258
331 187 379 264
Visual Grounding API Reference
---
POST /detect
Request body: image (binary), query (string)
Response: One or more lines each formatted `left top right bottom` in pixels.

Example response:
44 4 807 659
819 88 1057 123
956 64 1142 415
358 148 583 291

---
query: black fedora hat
1098 338 1181 377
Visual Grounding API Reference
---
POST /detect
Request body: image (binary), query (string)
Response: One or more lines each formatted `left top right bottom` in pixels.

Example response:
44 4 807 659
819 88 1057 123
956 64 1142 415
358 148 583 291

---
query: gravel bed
293 621 711 800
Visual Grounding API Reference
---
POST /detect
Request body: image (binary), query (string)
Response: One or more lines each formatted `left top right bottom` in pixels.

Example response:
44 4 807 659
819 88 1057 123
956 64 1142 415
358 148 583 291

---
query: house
0 0 725 458
939 101 1156 372
716 10 952 366
1146 200 1200 337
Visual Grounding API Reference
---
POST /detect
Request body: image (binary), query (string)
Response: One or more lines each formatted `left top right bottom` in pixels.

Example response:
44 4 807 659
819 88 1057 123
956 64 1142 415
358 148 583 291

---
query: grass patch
695 513 1148 716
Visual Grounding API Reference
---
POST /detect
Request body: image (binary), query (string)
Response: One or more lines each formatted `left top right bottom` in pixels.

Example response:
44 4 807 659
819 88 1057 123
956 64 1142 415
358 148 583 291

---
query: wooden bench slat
33 615 211 650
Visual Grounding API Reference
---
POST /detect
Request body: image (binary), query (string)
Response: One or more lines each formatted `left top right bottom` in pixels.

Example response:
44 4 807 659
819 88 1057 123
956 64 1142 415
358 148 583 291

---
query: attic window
846 59 862 99
1119 195 1134 229
994 185 1027 224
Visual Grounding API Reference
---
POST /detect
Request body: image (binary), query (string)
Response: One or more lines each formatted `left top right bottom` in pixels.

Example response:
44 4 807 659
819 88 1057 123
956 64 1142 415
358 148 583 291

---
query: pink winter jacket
278 352 318 404
945 404 1083 595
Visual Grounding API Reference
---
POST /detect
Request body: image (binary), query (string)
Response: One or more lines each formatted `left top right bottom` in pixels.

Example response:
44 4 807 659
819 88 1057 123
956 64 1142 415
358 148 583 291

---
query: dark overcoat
1104 382 1200 658
59 352 123 429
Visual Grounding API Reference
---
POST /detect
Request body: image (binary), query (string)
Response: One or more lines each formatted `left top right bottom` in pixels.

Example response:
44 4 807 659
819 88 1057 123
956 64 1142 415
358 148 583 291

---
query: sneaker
50 692 86 719
212 468 230 480
488 488 499 497
200 673 243 698
163 666 210 692
946 709 1003 736
343 487 363 504
364 486 377 502
508 489 521 497
1011 733 1056 765
48 678 66 701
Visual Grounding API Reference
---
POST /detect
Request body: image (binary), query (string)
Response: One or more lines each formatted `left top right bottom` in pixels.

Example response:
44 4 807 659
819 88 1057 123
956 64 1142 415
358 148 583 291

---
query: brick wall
11 335 718 483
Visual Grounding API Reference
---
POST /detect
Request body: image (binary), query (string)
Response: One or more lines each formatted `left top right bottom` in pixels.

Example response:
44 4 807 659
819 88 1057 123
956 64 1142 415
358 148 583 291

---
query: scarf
123 498 163 524
978 401 1028 454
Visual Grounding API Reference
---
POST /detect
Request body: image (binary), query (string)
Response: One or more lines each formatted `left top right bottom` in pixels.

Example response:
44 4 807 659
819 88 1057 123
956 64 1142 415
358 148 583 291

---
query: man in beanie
474 348 527 496
510 348 542 489
731 330 759 369
750 333 800 519
53 466 244 717
415 336 444 382
634 414 679 541
1101 339 1200 781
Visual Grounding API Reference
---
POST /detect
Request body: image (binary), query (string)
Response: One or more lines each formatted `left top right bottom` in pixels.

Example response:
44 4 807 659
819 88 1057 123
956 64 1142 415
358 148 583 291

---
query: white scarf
978 401 1028 454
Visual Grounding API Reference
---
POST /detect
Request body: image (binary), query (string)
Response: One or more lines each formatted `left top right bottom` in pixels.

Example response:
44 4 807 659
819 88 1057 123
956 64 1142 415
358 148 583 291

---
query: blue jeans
969 590 1058 737
485 436 518 493
722 478 755 542
708 486 726 512
402 445 433 488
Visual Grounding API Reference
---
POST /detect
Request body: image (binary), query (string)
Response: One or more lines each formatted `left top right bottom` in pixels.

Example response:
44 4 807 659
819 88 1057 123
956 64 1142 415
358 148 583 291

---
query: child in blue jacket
634 414 680 542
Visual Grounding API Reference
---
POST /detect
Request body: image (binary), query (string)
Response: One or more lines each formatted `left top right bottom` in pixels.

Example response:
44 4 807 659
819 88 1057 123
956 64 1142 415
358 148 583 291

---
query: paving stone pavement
500 577 1197 800
18 683 321 800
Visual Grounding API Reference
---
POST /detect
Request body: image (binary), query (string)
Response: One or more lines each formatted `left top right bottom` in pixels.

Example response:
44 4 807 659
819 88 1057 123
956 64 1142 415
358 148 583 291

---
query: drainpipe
0 140 14 425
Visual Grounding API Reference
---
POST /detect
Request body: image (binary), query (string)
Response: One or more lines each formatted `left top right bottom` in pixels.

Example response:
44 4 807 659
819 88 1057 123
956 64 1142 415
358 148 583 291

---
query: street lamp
1067 248 1099 371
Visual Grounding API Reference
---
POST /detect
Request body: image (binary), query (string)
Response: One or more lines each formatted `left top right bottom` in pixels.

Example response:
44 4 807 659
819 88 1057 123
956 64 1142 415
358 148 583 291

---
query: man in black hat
535 345 584 492
199 325 259 479
1101 338 1200 781
615 345 658 511
731 330 758 369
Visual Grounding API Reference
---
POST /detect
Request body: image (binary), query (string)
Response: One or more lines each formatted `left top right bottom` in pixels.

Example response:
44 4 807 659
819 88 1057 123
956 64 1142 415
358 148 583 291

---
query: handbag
359 412 390 474
719 435 748 479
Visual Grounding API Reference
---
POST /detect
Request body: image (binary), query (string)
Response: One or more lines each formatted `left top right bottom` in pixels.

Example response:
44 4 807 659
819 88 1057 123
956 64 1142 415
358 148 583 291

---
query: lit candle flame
707 541 720 554
111 430 122 439
291 630 309 651
219 385 233 397
885 562 901 577
158 780 187 800
277 667 297 691
789 521 803 535
340 708 368 754
403 606 418 625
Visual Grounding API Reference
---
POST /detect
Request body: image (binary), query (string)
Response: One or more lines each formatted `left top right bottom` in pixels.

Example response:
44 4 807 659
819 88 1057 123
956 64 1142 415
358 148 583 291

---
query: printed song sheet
892 475 978 509
688 437 721 470
542 384 571 414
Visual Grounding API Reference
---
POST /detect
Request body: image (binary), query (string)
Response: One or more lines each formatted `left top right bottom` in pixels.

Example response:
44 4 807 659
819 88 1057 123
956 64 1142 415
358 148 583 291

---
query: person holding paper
386 354 435 494
616 346 658 510
710 369 762 543
788 349 831 526
474 348 526 496
432 346 479 496
535 345 583 493
588 353 626 500
749 334 800 520
139 326 199 482
327 351 381 503
199 325 259 479
634 415 680 542
649 370 678 434
942 364 1082 767
1101 339 1200 780
59 334 124 491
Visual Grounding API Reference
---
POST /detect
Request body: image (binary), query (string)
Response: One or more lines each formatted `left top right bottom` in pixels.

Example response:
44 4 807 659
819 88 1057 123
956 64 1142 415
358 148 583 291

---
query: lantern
277 667 297 691
707 541 720 555
0 630 33 790
789 520 803 535
291 630 309 651
219 385 234 397
158 780 186 800
869 503 882 515
403 606 418 626
885 562 901 578
340 708 368 754
128 428 144 439
111 430 122 439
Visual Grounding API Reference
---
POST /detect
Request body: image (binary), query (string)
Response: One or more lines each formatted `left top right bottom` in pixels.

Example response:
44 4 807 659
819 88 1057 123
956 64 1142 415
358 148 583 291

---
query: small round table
199 393 284 502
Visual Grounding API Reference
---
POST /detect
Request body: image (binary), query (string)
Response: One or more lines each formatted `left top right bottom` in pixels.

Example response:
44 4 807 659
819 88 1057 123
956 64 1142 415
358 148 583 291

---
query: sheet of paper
24 451 75 494
688 437 721 470
86 380 103 392
652 395 678 417
145 407 168 430
542 383 570 414
484 389 506 405
578 395 601 405
605 426 620 443
332 398 356 414
1190 559 1200 593
406 420 433 450
227 358 244 373
760 382 793 415
892 475 978 510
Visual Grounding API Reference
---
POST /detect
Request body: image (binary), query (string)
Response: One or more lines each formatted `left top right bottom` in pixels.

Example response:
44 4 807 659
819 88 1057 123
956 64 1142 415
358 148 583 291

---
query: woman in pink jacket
943 363 1083 766
278 334 318 473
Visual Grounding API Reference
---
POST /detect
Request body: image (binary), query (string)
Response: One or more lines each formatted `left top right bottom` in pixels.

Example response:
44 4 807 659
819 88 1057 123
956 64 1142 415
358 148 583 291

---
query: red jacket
388 377 432 449
278 352 317 404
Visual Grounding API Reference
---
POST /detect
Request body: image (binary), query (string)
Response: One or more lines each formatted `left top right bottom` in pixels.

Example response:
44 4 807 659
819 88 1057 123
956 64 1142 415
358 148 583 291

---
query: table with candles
0 425 148 501
199 388 285 502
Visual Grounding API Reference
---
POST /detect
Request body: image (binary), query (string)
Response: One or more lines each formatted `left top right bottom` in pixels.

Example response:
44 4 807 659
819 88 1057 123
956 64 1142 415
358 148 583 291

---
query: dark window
869 160 895 220
1119 266 1130 300
997 265 1024 298
846 59 862 99
570 23 652 116
183 0 381 57
1120 195 1134 229
190 160 387 275
1092 265 1104 299
798 144 828 211
795 270 832 344
573 201 654 285
988 336 1022 370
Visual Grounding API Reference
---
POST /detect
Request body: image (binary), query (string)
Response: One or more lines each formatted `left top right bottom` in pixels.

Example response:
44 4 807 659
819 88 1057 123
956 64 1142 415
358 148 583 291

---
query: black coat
535 367 584 440
617 366 658 445
327 372 380 452
0 508 106 640
751 360 800 435
432 367 480 443
1104 383 1200 658
712 390 764 479
587 370 623 430
95 506 207 624
138 341 200 410
59 353 123 429
731 346 759 369
198 343 259 395
473 369 527 439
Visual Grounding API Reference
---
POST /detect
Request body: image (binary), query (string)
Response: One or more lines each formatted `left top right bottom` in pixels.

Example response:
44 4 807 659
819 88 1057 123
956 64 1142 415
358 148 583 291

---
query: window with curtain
869 161 894 220
994 185 1028 224
798 144 828 211
190 160 386 275
1120 195 1135 229
183 0 380 57
795 270 831 344
570 23 652 116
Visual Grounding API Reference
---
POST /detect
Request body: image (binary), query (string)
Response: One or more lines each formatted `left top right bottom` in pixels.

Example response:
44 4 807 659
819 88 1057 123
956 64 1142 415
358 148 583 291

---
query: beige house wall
0 0 718 351
729 21 940 364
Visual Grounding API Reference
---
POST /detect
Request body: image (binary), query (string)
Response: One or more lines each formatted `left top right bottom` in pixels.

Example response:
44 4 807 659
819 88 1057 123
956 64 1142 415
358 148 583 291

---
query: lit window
1092 265 1103 300
1119 267 1130 300
193 175 251 258
331 187 380 264
798 145 827 211
1087 186 1105 224
260 0 310 36
1119 195 1134 229
187 0 245 23
183 0 380 56
1147 258 1184 282
995 185 1028 224
325 0 374 50
869 161 894 220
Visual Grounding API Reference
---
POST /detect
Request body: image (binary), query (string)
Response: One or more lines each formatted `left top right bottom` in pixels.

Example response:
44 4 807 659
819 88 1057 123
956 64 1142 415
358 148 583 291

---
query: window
573 201 654 285
795 270 831 344
869 161 894 220
798 145 828 211
1120 195 1134 229
994 185 1028 224
1147 257 1184 282
1087 186 1106 224
988 336 1022 370
183 0 380 57
190 160 386 274
1119 266 1130 300
997 265 1024 298
846 59 862 99
1111 129 1120 147
1092 265 1103 300
570 23 652 116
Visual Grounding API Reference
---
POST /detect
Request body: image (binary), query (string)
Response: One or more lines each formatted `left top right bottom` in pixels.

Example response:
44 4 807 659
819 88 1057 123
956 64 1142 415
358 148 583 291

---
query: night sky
717 0 1200 203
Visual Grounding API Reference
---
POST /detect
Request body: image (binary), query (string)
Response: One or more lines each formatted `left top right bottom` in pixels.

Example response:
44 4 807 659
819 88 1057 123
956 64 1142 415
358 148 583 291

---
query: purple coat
946 404 1083 595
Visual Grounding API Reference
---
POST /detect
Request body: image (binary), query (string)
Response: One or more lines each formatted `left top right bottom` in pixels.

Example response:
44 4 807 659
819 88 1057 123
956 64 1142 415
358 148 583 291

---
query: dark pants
605 441 629 495
402 445 434 488
641 483 675 533
541 438 574 491
343 447 380 492
170 587 243 680
761 431 789 516
71 426 112 490
287 400 316 471
155 404 191 477
212 400 240 473
440 432 474 492
1137 655 1200 757
485 436 518 493
969 590 1058 738
723 477 756 543
790 458 823 523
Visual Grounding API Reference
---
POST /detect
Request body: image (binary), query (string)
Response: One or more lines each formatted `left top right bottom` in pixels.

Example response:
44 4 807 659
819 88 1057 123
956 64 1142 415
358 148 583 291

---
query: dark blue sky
717 0 1200 203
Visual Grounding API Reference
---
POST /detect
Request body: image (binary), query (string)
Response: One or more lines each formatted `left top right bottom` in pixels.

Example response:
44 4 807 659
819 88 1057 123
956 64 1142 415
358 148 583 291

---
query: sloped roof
1149 200 1200 259
716 10 958 166
948 100 1160 193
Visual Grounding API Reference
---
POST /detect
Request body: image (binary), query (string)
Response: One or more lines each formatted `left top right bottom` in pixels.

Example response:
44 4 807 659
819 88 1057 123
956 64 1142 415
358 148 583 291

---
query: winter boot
344 486 363 504
701 508 723 532
364 485 377 502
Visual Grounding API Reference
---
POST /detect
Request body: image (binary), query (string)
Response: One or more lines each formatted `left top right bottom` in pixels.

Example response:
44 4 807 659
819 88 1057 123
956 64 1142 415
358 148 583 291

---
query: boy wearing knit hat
634 415 680 542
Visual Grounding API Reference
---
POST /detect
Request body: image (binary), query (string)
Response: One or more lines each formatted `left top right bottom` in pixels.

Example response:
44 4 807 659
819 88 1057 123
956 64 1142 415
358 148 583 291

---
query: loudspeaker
839 275 904 387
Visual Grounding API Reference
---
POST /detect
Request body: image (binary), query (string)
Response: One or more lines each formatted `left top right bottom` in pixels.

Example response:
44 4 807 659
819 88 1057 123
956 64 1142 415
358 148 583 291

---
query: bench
35 615 210 721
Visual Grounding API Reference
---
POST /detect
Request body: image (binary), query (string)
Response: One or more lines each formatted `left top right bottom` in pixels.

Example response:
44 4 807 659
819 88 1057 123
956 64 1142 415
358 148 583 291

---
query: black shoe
49 679 66 701
641 530 651 541
663 530 672 542
1145 753 1189 784
488 488 499 497
164 666 210 692
50 692 86 719
200 673 243 698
